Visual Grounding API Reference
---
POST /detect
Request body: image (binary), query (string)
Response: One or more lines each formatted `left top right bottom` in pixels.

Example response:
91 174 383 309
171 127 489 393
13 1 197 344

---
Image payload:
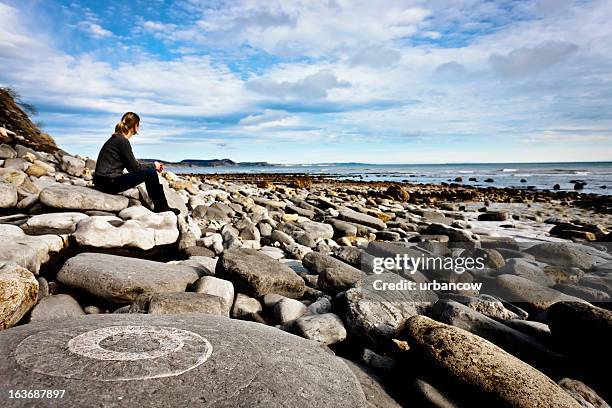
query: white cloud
74 9 114 39
1 53 251 117
434 61 466 77
80 22 113 38
0 3 53 60
349 45 402 68
535 0 574 14
423 31 441 39
238 109 291 126
489 41 579 77
245 70 350 99
160 0 432 57
142 20 172 31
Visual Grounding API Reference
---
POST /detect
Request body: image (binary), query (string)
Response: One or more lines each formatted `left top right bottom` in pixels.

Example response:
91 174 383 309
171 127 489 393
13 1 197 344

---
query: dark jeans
94 169 168 210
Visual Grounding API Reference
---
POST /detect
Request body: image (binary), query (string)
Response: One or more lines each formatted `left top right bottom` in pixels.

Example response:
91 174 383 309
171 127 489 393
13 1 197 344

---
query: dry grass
0 87 58 153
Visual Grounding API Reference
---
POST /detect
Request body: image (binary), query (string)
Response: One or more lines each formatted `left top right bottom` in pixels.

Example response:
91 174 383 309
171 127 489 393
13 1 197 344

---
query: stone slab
0 314 368 407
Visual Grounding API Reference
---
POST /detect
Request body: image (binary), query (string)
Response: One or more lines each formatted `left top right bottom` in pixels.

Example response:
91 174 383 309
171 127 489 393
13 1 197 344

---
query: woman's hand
154 161 164 173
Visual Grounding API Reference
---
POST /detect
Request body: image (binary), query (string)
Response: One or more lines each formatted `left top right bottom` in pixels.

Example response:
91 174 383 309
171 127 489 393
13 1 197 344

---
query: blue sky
0 0 611 163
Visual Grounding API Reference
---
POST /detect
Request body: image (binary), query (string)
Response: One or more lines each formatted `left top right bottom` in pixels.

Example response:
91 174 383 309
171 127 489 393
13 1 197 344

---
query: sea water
170 161 612 196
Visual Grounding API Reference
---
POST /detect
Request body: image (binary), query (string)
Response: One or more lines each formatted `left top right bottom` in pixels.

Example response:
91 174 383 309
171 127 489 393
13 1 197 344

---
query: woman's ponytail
114 112 140 136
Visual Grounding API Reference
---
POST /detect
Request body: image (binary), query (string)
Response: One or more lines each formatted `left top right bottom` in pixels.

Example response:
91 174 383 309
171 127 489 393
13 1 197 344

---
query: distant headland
140 158 272 167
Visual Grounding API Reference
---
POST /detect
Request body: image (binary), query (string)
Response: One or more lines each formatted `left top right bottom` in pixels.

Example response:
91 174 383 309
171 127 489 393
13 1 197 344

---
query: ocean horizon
170 161 612 195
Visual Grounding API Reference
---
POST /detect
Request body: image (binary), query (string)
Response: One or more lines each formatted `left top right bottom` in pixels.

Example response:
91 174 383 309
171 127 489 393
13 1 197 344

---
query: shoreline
184 172 612 219
171 160 612 196
184 170 609 194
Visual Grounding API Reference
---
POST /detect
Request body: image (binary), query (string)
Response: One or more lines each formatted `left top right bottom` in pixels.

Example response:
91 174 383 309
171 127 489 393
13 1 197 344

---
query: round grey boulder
337 273 437 349
30 294 85 322
216 248 305 299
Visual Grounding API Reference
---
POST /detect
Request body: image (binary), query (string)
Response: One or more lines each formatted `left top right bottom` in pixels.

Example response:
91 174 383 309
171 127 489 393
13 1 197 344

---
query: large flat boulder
40 184 129 212
57 253 199 304
401 316 581 408
0 224 64 274
72 207 178 250
216 248 305 298
0 262 38 330
0 314 368 407
22 212 89 235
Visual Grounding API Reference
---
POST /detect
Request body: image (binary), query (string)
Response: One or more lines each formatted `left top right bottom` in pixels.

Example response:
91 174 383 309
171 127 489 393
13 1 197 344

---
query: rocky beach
1 89 611 407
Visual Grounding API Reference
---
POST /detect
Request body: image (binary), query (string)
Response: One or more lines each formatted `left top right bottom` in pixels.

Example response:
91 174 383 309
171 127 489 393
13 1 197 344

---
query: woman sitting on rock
93 112 180 215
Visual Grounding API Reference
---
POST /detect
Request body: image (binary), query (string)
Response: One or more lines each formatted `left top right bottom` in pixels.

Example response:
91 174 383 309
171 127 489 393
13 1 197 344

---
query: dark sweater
94 134 154 179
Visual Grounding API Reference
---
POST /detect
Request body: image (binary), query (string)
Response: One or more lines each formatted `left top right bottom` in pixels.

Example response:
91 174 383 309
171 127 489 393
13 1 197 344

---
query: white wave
501 168 518 172
457 170 474 174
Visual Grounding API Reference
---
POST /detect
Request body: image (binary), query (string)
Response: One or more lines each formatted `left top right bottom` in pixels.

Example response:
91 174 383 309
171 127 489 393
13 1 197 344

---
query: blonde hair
114 112 140 136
